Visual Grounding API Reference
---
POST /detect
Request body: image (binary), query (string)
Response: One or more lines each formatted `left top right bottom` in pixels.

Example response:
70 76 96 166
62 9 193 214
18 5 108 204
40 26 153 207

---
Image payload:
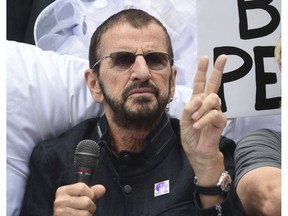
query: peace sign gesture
180 55 227 189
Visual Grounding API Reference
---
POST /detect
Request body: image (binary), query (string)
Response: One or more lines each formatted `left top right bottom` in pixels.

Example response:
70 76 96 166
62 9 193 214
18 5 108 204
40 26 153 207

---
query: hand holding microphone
53 140 105 216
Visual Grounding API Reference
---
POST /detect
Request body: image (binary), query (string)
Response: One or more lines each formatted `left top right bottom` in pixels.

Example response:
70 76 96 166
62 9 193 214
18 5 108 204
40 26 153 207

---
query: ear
169 67 177 99
84 69 104 103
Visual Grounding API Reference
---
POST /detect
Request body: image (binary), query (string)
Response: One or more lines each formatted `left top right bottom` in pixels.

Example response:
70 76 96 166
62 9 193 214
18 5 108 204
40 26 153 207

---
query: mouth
128 88 155 96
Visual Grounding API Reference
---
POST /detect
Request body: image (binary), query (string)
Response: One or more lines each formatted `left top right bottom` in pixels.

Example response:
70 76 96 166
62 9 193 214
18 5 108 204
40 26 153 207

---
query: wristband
194 171 232 195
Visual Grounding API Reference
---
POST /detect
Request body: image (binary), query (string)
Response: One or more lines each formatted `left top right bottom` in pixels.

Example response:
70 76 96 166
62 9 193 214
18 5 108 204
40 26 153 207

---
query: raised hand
180 55 227 185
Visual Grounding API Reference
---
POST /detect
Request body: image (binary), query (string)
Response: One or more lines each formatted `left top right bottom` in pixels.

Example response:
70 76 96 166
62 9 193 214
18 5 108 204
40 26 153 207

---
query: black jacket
20 114 245 215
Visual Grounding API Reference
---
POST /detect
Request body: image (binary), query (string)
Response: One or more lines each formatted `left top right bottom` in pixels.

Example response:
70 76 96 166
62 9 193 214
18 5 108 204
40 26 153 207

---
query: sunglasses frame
92 51 173 71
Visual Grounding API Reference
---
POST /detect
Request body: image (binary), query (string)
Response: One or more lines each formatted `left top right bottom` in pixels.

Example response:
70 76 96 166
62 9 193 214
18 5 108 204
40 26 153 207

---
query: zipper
216 204 222 216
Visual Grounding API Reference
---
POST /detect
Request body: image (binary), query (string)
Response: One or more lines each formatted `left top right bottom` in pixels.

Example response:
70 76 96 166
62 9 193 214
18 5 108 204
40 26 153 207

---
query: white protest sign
197 0 281 118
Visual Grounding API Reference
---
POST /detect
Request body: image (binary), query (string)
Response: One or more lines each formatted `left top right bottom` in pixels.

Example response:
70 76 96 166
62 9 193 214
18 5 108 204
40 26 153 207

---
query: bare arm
237 167 281 216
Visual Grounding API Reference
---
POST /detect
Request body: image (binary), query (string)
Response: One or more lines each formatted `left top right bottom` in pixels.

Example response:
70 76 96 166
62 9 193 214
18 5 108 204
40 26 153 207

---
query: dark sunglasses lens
145 53 169 70
111 52 135 70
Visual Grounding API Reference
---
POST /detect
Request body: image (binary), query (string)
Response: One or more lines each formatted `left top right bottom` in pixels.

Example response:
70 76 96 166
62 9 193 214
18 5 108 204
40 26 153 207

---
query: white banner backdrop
197 0 281 118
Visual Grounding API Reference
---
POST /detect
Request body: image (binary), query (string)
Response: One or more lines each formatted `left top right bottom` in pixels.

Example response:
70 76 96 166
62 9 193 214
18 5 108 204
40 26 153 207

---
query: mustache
122 81 159 100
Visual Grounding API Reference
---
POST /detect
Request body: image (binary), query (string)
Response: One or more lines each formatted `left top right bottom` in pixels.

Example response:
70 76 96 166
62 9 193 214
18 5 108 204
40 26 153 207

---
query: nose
130 56 152 81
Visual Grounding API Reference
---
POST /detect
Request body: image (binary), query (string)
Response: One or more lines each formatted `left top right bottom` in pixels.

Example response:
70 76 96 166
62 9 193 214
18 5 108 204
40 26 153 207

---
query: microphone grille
74 140 100 170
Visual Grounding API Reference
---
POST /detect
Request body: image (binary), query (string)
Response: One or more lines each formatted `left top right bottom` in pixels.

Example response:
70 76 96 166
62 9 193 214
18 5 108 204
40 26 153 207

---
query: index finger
59 183 95 200
192 56 209 96
206 54 227 94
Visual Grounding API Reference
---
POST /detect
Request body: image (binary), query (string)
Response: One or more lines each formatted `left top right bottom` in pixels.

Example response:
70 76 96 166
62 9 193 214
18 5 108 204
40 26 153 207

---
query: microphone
74 139 100 186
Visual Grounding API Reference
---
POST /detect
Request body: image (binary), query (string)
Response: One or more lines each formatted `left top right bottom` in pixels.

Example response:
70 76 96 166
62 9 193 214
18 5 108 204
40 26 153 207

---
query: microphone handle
75 171 93 186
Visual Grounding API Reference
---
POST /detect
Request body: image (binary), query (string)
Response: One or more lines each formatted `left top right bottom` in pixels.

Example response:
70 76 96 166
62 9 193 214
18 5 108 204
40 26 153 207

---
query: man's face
91 23 176 129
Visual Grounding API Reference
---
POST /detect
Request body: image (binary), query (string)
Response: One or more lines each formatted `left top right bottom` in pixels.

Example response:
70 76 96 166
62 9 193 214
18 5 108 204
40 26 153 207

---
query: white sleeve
223 115 281 142
6 40 103 215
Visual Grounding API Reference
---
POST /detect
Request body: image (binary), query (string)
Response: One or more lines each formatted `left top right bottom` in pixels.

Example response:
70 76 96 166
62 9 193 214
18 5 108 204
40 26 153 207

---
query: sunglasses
92 51 173 71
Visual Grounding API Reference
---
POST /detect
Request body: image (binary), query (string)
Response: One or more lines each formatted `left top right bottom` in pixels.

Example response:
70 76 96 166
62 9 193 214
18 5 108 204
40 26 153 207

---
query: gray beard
99 80 170 130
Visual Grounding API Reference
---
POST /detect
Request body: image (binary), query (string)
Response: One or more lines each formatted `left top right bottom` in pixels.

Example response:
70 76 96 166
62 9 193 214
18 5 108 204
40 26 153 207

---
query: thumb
91 184 106 200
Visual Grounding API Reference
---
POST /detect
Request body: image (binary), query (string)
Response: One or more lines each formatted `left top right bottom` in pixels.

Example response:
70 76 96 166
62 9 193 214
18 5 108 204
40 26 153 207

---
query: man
20 9 245 215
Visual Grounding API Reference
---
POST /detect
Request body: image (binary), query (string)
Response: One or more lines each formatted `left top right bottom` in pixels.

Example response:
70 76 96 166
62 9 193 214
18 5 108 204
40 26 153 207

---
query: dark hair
88 9 174 71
